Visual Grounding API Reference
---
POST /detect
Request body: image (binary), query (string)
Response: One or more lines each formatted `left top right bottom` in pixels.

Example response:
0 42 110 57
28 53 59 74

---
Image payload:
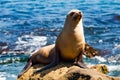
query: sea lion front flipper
84 43 99 58
74 53 88 69
76 61 88 69
33 47 60 75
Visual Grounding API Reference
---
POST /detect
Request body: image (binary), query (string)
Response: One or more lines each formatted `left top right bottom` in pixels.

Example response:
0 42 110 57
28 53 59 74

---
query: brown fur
31 44 55 64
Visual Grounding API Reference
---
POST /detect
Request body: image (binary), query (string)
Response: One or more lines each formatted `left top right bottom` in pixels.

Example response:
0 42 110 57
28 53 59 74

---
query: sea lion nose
78 12 82 15
78 12 82 18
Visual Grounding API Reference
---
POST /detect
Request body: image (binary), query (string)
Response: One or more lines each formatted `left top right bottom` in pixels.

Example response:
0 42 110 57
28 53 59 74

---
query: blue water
0 0 120 80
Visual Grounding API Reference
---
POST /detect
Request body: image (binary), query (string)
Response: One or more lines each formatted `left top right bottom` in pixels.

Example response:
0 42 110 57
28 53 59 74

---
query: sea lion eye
70 12 74 16
79 12 81 15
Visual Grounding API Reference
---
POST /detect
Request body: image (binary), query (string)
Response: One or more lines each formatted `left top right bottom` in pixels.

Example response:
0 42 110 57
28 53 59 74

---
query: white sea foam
0 77 6 80
114 44 120 49
0 72 6 80
14 35 47 53
108 65 120 71
98 39 103 43
0 72 17 80
95 56 107 62
7 74 17 79
16 35 47 46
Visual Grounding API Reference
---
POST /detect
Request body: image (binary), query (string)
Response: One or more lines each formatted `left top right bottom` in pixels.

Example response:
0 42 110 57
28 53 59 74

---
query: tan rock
17 63 120 80
90 64 109 74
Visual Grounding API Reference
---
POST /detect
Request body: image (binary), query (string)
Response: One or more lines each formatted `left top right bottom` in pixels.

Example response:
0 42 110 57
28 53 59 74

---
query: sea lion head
66 9 82 25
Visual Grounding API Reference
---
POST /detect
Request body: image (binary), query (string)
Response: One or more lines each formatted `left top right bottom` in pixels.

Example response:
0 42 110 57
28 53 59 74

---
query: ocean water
0 0 120 80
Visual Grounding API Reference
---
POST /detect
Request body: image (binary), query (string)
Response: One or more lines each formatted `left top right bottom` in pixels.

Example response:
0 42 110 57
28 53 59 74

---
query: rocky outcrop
17 63 120 80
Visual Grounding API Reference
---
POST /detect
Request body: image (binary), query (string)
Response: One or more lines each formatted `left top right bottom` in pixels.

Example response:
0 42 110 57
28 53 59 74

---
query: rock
89 64 108 74
17 63 120 80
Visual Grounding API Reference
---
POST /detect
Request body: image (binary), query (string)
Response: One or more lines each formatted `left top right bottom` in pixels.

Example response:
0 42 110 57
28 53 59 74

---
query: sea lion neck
63 18 83 32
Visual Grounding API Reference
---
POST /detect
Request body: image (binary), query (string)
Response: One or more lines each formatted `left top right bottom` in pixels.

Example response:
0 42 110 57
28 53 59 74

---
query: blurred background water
0 0 120 80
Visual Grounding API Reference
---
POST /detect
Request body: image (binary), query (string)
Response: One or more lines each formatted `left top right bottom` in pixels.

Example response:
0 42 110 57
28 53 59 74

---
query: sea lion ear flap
83 43 99 58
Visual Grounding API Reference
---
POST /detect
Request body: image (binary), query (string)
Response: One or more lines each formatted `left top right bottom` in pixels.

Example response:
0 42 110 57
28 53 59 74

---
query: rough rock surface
17 63 120 80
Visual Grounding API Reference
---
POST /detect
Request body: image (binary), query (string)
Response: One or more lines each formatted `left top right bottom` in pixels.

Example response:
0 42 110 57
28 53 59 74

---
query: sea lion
18 9 98 78
32 9 98 73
